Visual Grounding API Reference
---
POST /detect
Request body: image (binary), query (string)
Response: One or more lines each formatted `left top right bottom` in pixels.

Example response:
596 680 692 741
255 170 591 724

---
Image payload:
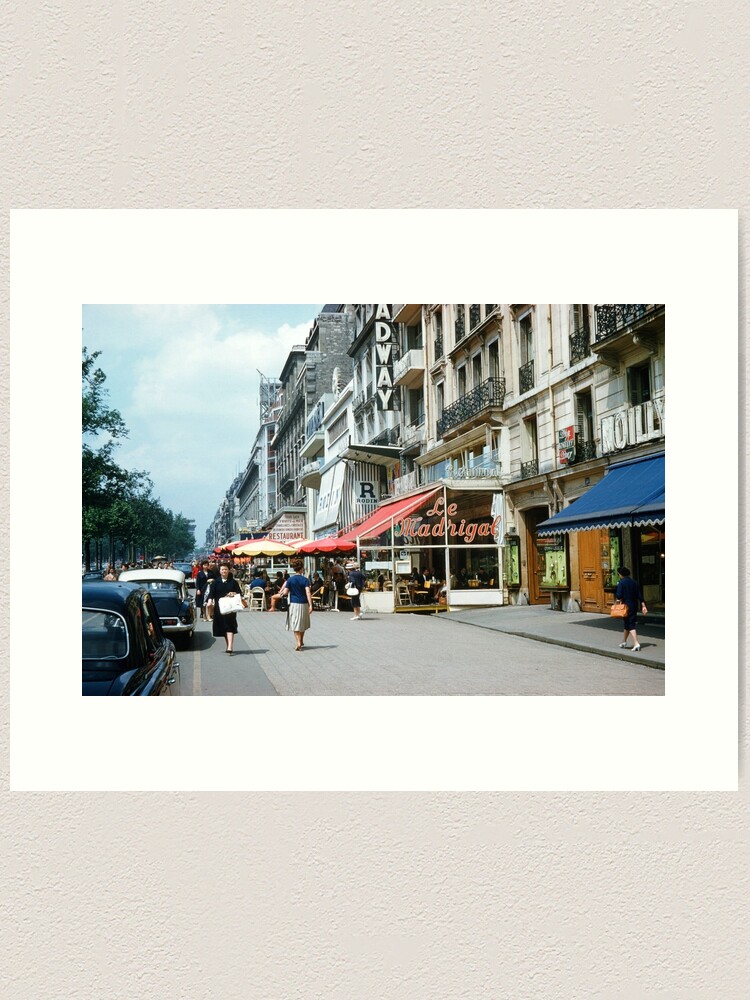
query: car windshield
82 610 128 660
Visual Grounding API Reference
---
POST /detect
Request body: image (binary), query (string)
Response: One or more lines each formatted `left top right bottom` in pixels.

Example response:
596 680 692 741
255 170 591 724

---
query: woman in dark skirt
208 561 245 655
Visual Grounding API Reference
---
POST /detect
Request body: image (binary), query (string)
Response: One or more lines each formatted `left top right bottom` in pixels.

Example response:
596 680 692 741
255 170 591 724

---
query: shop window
536 534 569 589
606 529 623 588
503 534 521 587
627 360 651 406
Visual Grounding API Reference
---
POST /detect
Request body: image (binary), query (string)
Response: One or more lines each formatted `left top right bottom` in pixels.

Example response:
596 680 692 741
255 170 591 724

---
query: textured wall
2 3 748 999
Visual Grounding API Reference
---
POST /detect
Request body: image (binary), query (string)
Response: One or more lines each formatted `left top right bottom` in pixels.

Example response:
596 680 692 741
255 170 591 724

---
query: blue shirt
285 574 311 604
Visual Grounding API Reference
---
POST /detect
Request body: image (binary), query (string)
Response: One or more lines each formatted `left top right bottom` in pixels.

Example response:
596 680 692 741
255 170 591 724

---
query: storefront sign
374 304 395 410
396 495 503 544
268 512 306 543
600 394 665 454
558 426 575 465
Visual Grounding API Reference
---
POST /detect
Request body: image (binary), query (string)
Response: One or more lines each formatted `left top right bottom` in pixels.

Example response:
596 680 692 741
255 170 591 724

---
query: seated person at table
311 571 326 599
410 567 425 588
249 572 267 591
268 573 288 612
477 567 489 586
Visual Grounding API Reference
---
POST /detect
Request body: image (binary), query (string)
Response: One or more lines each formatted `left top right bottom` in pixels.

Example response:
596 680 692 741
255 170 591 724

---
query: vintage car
118 568 196 647
82 581 180 696
174 561 196 589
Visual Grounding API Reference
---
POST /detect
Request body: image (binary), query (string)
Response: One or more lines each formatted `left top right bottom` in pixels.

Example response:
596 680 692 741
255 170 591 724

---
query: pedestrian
615 566 648 652
346 560 366 621
330 560 345 611
204 560 219 621
278 557 313 651
207 561 246 655
195 560 210 620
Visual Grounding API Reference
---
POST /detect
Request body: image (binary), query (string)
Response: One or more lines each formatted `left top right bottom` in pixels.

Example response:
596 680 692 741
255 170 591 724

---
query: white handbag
219 593 245 615
346 586 359 596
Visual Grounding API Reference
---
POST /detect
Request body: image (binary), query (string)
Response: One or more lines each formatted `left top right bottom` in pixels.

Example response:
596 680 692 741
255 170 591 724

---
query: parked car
82 582 180 695
118 568 196 647
82 570 104 581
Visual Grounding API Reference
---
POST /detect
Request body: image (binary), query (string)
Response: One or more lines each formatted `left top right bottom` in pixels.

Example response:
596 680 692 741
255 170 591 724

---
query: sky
82 304 325 547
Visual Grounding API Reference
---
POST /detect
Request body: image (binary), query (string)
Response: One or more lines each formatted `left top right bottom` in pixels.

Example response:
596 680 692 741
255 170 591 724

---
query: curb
437 617 666 671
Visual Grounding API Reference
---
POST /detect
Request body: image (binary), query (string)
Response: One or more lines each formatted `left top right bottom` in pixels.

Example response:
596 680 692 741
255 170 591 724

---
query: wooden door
578 528 606 613
525 506 552 605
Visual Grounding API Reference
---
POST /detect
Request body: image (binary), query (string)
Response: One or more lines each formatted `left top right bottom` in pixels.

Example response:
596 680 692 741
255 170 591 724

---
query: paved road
178 607 665 696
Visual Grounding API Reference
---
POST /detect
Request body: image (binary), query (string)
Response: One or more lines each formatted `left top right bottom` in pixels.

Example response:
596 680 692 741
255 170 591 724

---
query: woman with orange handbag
615 566 648 652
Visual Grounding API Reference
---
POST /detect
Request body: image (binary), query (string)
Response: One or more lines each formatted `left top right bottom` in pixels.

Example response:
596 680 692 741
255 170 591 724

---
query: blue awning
537 453 665 535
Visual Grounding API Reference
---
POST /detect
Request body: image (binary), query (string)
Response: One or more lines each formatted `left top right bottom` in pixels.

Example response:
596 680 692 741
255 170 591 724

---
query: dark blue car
82 582 180 696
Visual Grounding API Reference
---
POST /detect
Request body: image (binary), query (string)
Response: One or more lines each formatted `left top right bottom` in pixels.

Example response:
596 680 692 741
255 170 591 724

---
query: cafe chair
249 586 266 611
311 591 325 611
395 582 412 607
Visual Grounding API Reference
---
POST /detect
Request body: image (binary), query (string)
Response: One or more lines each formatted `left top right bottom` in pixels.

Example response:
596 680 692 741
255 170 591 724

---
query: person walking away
278 558 313 651
205 561 219 621
615 566 648 651
207 561 245 655
346 561 366 621
330 560 345 611
195 560 210 620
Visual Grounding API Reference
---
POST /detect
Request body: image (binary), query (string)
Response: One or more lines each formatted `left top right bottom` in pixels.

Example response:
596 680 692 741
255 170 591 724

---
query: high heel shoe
632 644 641 652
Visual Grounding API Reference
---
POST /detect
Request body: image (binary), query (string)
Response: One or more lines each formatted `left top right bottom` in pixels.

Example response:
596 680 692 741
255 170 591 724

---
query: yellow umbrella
230 538 298 558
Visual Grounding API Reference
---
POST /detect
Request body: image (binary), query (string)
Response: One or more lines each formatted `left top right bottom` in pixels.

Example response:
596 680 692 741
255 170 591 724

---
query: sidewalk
436 604 665 669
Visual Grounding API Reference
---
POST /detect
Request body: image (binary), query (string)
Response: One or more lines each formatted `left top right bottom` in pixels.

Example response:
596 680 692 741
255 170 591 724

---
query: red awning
338 487 441 542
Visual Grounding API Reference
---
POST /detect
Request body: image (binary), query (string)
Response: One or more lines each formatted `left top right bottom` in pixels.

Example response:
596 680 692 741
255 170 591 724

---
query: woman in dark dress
195 560 210 620
208 561 245 655
615 566 648 652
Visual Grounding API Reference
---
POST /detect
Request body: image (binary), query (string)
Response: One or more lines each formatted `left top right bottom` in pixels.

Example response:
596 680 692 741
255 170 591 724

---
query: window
627 361 651 406
454 305 465 342
574 388 596 460
524 416 538 461
471 352 482 387
456 365 467 398
469 304 481 329
571 303 590 334
435 382 444 426
488 338 501 379
519 312 534 364
407 387 424 426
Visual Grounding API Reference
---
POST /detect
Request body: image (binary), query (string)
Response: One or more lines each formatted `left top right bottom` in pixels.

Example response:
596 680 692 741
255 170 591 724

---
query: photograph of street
82 303 665 697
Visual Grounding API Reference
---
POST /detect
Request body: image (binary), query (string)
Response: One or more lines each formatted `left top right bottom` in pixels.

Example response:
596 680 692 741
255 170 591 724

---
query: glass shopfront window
536 533 569 589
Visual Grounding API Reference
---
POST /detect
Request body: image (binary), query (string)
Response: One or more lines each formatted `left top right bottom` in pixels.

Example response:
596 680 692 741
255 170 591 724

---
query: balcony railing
369 426 400 447
434 333 444 360
574 438 597 462
520 459 539 479
519 359 535 394
569 326 591 364
594 304 660 341
469 304 481 328
352 390 374 415
436 376 506 437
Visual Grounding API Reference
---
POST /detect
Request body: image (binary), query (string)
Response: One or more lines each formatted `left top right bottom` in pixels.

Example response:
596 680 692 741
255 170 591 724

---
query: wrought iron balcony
369 425 400 447
574 438 597 462
436 376 506 437
520 459 539 479
469 304 481 329
569 325 591 364
434 334 444 360
519 359 535 394
454 307 465 341
352 390 374 415
485 304 496 314
594 304 661 341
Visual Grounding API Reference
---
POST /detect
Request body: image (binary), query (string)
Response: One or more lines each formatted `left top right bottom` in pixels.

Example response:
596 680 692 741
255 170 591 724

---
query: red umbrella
294 537 357 556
